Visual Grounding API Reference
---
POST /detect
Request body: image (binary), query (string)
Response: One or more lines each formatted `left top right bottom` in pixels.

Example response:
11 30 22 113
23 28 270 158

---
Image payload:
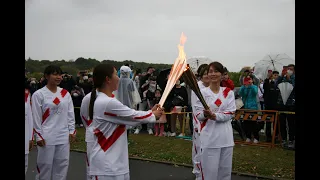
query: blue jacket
239 85 258 110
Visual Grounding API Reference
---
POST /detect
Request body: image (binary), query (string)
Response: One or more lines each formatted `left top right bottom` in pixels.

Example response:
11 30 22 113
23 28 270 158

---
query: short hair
44 65 62 76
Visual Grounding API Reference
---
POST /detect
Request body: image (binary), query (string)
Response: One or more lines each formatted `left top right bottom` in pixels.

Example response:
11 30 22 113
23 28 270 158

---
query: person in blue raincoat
239 75 262 143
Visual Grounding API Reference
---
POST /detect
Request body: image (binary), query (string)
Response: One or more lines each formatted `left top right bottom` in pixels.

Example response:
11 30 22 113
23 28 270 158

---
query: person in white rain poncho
25 88 33 174
116 65 141 109
190 64 210 179
32 65 76 180
194 62 236 180
88 64 165 180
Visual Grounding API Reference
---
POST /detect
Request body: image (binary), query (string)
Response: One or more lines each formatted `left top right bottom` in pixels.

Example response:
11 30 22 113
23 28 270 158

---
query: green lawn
71 128 295 179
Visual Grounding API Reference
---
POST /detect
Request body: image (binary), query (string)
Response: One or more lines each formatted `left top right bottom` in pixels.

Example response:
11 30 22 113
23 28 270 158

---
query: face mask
73 93 79 97
287 70 293 76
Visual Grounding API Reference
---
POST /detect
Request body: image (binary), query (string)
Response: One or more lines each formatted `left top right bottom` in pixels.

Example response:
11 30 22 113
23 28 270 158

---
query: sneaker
246 138 251 142
80 124 84 127
178 133 184 137
170 132 176 137
162 132 167 136
166 132 171 137
253 139 259 144
134 129 140 134
148 129 153 135
154 132 158 136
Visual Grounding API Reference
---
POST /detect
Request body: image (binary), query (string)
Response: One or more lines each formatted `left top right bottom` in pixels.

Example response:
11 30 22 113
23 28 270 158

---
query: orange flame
158 32 188 107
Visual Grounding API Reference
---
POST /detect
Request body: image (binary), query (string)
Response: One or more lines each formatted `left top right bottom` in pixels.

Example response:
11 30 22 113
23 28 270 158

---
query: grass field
71 127 295 179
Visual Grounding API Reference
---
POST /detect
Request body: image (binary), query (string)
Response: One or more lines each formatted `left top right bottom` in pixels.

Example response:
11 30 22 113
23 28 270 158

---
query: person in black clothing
275 64 295 149
78 76 93 95
263 71 280 142
71 86 85 127
167 79 188 137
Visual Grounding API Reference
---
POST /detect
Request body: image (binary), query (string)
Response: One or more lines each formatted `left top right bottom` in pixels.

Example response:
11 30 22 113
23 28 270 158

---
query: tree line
25 57 242 87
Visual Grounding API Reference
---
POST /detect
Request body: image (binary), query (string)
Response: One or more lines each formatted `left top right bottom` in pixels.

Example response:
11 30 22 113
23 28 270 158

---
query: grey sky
25 0 295 72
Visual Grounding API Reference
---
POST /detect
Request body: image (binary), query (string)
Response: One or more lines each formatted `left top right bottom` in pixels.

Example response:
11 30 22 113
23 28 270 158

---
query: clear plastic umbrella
253 54 295 80
187 56 212 74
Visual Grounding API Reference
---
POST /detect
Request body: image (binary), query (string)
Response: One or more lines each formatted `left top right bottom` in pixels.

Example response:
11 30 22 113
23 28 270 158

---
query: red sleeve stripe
33 129 44 141
133 112 152 119
200 119 208 131
42 108 50 124
223 112 234 114
104 112 117 117
81 115 93 126
61 89 68 98
193 115 199 124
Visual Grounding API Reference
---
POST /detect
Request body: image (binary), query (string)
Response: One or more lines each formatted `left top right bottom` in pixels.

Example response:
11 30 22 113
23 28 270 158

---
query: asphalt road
26 148 259 180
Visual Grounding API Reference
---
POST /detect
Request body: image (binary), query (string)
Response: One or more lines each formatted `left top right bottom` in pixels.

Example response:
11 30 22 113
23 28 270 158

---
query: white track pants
199 146 233 180
192 130 201 178
86 142 94 180
36 143 70 180
92 173 130 180
25 154 29 174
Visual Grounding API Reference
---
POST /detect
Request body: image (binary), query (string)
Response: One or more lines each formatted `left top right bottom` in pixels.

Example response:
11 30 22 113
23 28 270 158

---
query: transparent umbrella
187 56 212 74
253 54 295 80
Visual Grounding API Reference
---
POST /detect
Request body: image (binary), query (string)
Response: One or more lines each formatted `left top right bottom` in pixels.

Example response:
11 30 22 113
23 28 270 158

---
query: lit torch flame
159 32 188 107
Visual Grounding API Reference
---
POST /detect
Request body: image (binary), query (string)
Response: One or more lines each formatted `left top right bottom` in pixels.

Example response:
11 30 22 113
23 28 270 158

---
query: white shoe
253 139 259 144
166 132 171 137
148 129 153 135
134 129 140 134
170 132 176 137
178 133 184 137
162 132 167 136
246 138 251 142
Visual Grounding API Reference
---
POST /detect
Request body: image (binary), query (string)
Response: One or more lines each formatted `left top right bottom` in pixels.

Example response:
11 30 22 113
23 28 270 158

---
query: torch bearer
182 64 210 110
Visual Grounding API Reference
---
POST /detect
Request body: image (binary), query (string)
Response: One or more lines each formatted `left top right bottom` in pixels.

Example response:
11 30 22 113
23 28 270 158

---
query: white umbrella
253 54 295 80
278 82 294 105
187 56 212 74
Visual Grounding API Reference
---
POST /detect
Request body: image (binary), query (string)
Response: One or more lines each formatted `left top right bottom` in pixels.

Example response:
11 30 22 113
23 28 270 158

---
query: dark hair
223 67 229 73
89 64 115 120
155 89 162 94
124 63 130 67
199 64 209 78
288 64 295 70
147 67 153 71
272 71 279 74
208 61 225 74
197 64 208 75
136 69 142 74
44 65 62 76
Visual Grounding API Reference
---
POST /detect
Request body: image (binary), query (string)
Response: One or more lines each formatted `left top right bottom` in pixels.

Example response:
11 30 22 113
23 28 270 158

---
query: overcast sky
25 0 295 72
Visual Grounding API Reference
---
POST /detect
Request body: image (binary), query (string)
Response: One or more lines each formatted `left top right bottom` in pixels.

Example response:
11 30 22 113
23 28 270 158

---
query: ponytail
89 89 97 120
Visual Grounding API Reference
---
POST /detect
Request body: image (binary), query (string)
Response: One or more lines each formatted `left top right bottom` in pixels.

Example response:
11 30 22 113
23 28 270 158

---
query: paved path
26 148 259 180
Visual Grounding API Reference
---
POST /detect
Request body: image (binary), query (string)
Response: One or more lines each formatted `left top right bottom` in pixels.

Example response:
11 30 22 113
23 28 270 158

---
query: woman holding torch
190 64 210 179
88 64 165 180
194 62 236 180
